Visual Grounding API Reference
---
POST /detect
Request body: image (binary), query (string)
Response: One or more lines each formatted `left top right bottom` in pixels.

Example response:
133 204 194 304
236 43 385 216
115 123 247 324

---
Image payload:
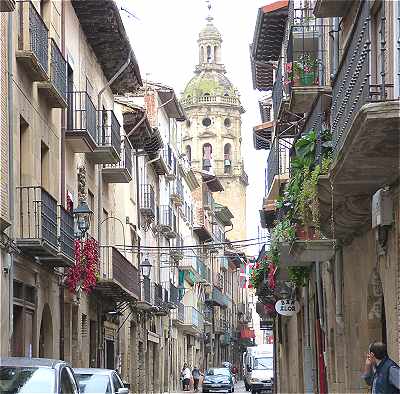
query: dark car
202 367 234 393
0 357 79 393
74 368 128 394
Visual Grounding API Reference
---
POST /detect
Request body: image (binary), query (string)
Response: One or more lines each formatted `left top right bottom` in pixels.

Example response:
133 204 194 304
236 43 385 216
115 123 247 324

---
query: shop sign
260 320 274 330
275 299 300 316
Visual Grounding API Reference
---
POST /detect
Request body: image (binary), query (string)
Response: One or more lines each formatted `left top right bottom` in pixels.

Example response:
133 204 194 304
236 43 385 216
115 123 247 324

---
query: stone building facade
251 0 400 393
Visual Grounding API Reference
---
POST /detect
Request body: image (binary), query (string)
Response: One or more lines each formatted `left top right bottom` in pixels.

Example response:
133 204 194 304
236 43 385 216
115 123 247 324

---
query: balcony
66 91 97 153
171 302 185 324
313 0 353 18
213 272 224 290
56 206 75 266
151 146 169 176
170 178 184 206
220 257 229 271
266 137 290 202
16 186 58 257
170 235 184 261
180 256 200 284
203 190 215 211
159 205 177 239
287 8 332 113
87 110 121 164
182 306 204 334
193 208 213 242
197 258 210 283
136 277 152 310
181 95 243 111
0 0 15 12
165 145 177 181
103 138 133 184
206 287 230 309
317 0 399 241
169 282 180 305
139 184 155 219
37 39 67 108
215 318 229 334
16 1 48 81
97 246 140 302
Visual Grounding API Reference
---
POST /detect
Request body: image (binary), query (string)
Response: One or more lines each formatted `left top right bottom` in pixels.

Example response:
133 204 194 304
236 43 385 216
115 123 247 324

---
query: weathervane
206 0 213 22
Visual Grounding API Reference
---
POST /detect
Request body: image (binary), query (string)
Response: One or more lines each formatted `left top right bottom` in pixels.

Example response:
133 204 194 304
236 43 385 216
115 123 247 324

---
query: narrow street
165 380 247 394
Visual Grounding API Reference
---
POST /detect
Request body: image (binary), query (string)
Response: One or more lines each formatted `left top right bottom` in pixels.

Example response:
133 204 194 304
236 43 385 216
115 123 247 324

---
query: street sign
275 299 300 316
260 320 274 330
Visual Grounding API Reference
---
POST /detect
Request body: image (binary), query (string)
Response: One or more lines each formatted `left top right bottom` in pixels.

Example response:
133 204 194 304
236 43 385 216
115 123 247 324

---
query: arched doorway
367 268 386 344
39 303 53 358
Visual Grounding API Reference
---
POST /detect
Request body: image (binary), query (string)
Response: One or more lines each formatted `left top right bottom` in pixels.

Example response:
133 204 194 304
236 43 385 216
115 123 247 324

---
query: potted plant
292 53 318 87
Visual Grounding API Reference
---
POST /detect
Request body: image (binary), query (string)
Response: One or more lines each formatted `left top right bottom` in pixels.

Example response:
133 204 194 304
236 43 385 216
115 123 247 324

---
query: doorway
105 339 115 369
39 304 53 358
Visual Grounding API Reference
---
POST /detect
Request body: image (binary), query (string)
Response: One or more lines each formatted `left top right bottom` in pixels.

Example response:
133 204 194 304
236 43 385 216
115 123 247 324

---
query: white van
243 345 274 393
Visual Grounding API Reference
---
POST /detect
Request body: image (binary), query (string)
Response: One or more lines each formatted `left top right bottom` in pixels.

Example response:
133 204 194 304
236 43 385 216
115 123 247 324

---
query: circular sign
275 299 300 316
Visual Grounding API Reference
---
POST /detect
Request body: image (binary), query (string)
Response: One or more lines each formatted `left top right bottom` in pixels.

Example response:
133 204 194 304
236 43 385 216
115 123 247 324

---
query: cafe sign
275 299 300 316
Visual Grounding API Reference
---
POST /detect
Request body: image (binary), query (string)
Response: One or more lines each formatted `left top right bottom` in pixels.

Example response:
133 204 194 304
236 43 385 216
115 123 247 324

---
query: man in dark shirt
192 366 203 392
362 342 400 394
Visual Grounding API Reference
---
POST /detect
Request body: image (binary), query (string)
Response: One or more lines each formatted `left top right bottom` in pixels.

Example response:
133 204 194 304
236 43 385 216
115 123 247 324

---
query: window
224 144 232 174
224 118 231 128
202 144 212 170
185 145 191 163
202 117 211 127
41 142 49 190
207 45 212 63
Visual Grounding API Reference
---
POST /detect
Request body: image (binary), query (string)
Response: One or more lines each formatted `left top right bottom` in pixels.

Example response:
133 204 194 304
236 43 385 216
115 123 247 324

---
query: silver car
0 357 79 393
74 368 128 394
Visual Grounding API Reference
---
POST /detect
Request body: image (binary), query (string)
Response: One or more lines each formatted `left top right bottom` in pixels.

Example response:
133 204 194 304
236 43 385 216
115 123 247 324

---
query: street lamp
140 258 152 279
73 200 93 239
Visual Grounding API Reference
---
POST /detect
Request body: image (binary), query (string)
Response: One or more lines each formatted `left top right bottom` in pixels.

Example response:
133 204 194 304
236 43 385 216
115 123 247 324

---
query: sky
117 0 271 257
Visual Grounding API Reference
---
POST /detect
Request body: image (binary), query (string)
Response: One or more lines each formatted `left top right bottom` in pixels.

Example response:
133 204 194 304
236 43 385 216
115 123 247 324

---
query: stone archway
39 303 53 358
367 268 386 343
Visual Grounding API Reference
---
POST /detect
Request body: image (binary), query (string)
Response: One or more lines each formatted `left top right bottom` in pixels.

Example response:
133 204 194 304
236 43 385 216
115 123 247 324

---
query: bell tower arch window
224 144 232 174
185 145 192 164
203 143 212 171
207 46 212 63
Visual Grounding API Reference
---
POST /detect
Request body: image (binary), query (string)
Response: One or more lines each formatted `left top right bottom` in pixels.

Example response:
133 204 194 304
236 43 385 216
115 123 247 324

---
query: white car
74 368 128 394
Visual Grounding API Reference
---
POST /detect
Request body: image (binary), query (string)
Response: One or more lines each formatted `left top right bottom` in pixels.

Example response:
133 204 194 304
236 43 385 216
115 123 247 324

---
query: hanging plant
66 238 99 295
287 266 311 288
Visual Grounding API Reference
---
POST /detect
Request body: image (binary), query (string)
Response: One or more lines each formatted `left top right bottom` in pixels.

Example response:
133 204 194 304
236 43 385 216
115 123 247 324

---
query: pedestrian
232 365 238 383
192 366 203 392
362 342 400 393
181 363 192 392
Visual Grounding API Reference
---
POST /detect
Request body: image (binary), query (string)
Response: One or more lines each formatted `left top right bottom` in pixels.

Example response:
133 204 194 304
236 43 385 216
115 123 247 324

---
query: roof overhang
200 172 224 192
214 203 234 227
145 127 164 158
121 105 153 149
253 120 274 150
157 90 187 121
251 1 288 90
71 0 142 94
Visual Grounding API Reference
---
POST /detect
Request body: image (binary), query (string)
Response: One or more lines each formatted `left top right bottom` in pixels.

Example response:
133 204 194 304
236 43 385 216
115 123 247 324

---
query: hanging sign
275 299 300 316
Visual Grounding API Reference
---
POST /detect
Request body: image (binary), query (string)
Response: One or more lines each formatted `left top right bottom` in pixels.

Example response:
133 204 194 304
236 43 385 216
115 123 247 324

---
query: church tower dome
180 9 248 243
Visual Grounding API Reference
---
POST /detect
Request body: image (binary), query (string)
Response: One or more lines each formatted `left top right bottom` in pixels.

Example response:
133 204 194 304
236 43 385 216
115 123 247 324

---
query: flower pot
295 224 318 240
300 70 317 86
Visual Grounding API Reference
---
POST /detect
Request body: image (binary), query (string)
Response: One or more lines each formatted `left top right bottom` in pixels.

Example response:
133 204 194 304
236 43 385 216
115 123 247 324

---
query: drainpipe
96 51 132 370
315 261 325 332
335 246 344 331
7 10 14 356
59 0 66 361
302 285 313 393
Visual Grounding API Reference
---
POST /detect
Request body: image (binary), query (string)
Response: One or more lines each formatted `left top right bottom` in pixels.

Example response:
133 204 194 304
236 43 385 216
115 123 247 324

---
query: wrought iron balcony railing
17 1 49 81
184 306 204 330
154 283 164 306
98 110 121 154
58 206 74 264
267 137 290 192
102 138 133 183
49 39 67 103
169 282 179 304
66 91 97 152
286 7 331 88
220 257 229 271
143 277 151 304
159 205 177 238
139 184 155 218
171 302 185 322
272 58 284 121
16 186 58 254
331 0 395 157
196 258 208 282
99 246 140 300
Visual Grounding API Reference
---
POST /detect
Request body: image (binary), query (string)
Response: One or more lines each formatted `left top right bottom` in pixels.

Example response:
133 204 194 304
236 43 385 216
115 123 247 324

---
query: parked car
74 368 128 394
0 357 79 393
202 367 234 393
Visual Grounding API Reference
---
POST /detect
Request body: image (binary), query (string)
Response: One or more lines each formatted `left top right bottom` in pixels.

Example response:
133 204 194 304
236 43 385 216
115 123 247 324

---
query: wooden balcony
193 208 213 242
87 110 121 164
97 246 140 302
0 0 15 12
102 139 133 184
66 91 97 153
16 1 48 81
15 186 58 258
37 39 67 108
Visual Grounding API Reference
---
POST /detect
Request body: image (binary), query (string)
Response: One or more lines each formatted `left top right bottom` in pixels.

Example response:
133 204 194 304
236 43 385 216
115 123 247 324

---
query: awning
251 1 289 91
240 328 256 339
214 203 234 226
